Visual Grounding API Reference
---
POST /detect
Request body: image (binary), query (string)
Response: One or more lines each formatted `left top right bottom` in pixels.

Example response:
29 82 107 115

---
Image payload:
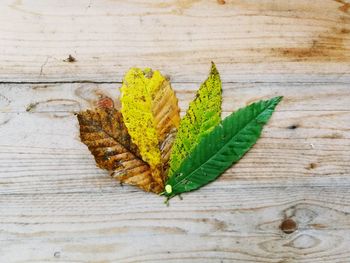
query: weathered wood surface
1 0 350 83
1 0 350 262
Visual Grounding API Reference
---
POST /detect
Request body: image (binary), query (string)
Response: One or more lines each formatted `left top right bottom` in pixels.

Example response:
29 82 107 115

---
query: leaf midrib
171 102 273 191
95 116 143 161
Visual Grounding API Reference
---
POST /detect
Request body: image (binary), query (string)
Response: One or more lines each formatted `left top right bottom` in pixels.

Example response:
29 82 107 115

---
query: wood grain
0 0 350 82
1 81 350 262
1 0 350 262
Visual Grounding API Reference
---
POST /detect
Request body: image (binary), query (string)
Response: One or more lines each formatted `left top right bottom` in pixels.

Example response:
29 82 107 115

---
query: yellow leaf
120 68 180 187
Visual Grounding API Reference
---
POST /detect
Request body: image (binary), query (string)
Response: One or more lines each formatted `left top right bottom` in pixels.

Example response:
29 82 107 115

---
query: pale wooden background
0 0 350 262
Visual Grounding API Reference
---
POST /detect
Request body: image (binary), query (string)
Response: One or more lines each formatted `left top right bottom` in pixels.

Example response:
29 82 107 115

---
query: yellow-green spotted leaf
120 68 180 188
168 62 222 176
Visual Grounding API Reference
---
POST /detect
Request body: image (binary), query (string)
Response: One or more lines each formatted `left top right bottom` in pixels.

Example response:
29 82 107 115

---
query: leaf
120 68 180 187
77 107 163 193
168 62 222 177
164 96 283 198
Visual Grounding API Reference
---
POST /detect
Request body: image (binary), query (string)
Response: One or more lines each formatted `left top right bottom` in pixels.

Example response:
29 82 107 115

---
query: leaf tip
210 61 219 76
271 96 283 108
274 96 283 103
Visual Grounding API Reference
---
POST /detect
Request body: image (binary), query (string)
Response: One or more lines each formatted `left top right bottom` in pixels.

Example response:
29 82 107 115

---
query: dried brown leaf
77 108 163 193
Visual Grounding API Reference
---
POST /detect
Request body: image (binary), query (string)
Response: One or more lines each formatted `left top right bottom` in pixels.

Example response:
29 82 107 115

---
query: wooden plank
1 82 350 113
0 81 349 262
1 134 349 195
0 82 349 190
1 186 350 262
1 0 350 261
1 0 350 82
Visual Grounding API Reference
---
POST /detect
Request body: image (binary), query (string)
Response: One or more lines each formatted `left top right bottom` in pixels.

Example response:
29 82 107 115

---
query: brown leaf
77 108 163 193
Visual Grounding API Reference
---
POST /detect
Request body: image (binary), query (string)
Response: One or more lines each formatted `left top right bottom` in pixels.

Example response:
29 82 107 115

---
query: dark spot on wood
272 22 350 62
310 223 327 229
26 103 37 112
32 84 54 90
53 251 61 258
155 0 201 14
280 218 297 234
274 42 326 60
26 99 81 117
334 0 350 13
310 163 317 169
340 15 350 23
215 220 228 231
340 28 350 34
0 118 11 126
63 54 76 63
320 132 343 139
340 4 350 13
217 0 226 4
307 163 317 170
75 86 118 109
288 124 299 129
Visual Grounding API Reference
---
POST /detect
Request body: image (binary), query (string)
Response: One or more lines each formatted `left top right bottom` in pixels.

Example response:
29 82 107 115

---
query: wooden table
1 0 349 262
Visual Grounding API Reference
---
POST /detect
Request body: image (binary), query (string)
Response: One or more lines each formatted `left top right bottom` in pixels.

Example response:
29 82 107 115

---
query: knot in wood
280 218 297 234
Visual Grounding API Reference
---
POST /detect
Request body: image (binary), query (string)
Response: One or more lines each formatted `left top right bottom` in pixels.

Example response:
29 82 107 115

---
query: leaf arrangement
77 63 282 201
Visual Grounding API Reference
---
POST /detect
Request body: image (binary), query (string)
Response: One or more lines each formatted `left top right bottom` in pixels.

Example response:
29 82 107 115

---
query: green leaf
164 96 283 199
168 62 222 177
